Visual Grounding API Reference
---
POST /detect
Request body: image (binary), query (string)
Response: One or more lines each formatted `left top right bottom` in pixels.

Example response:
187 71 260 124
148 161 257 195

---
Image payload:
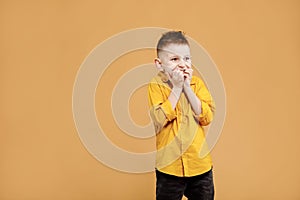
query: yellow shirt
148 72 215 177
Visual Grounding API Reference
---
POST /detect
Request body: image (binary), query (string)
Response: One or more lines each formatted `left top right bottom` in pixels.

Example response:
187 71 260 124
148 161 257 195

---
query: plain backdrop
1 0 300 199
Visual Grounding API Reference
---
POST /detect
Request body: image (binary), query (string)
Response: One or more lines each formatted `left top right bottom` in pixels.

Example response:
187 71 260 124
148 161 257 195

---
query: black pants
156 169 214 200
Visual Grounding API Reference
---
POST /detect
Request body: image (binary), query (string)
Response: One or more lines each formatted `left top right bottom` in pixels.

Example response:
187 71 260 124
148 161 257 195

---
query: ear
154 58 164 72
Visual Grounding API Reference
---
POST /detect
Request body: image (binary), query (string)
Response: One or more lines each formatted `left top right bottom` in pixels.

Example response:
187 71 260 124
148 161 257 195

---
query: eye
184 56 191 61
171 57 179 62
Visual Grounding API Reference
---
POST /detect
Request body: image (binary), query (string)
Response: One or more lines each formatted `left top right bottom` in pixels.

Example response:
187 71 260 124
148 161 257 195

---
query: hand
183 68 193 89
168 68 184 89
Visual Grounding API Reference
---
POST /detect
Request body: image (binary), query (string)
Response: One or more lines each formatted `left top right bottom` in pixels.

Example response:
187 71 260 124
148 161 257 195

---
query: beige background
1 0 300 199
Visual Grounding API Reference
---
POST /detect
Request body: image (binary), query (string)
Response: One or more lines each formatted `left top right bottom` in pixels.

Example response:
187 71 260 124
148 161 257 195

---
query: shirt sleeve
148 80 177 134
193 77 216 126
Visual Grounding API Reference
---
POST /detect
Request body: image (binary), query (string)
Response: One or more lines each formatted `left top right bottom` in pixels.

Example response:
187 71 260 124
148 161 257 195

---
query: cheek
164 67 173 74
164 64 177 72
170 63 179 71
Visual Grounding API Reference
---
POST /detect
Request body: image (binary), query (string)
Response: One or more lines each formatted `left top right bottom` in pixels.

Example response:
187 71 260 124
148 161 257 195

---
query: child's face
155 43 192 77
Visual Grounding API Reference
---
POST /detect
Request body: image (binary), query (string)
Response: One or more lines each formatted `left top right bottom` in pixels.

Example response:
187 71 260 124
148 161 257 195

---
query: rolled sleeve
198 100 215 126
150 100 176 134
148 80 177 134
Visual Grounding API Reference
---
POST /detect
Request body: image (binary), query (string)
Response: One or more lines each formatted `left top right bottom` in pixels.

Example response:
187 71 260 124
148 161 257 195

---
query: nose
178 59 187 69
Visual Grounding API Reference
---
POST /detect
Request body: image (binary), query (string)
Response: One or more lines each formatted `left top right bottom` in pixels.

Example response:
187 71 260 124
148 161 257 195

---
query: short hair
156 31 189 57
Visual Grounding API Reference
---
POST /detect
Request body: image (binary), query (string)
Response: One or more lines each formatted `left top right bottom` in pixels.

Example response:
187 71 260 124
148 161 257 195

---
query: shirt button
182 115 188 123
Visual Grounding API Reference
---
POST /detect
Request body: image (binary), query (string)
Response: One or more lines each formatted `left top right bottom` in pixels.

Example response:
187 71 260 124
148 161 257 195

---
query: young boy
148 31 215 200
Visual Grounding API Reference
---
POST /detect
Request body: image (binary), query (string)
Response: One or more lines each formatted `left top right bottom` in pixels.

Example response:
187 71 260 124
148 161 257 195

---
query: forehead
159 43 190 57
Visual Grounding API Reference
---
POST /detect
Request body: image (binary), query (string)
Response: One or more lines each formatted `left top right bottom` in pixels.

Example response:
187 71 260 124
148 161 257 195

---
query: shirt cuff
197 101 214 126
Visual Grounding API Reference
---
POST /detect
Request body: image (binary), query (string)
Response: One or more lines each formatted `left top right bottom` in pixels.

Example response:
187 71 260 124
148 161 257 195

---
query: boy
148 31 215 200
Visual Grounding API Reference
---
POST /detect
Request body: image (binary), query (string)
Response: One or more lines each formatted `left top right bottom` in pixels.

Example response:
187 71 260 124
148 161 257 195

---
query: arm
183 67 202 116
167 68 184 109
148 81 178 134
148 70 185 133
183 68 215 126
193 78 215 126
168 86 182 109
183 84 202 116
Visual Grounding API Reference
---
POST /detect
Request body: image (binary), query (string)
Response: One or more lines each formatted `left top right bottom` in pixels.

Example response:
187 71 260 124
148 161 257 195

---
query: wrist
172 86 182 99
172 86 183 94
183 82 191 90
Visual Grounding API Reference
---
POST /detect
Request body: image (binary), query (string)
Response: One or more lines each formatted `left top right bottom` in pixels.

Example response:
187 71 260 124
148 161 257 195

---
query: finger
186 68 193 74
183 71 191 77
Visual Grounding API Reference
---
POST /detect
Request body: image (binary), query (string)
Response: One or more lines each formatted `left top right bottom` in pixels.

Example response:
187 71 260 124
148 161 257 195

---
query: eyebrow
158 49 191 60
168 54 191 58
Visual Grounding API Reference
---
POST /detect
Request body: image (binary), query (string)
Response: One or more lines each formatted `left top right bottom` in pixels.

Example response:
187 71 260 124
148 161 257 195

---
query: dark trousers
156 169 214 200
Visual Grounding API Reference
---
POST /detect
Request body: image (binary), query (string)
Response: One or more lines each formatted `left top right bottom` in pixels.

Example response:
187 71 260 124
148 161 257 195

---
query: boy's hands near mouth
182 67 193 89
